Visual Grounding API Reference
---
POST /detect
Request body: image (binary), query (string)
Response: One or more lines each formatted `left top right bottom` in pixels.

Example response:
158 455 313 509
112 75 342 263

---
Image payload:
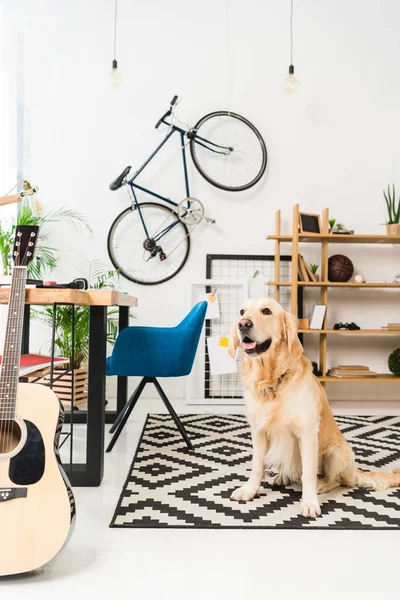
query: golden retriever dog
228 297 400 518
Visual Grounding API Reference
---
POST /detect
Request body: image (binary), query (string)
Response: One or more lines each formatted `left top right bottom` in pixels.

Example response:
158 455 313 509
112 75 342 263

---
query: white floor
3 399 400 600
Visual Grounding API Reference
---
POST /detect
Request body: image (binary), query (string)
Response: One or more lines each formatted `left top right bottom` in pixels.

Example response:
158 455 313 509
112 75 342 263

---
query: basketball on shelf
328 254 354 282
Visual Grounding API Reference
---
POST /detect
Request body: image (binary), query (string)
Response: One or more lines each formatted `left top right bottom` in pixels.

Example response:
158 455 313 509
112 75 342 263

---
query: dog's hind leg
317 442 357 494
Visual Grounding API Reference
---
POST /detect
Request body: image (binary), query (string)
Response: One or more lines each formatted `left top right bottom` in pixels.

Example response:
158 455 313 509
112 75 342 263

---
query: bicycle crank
177 198 205 226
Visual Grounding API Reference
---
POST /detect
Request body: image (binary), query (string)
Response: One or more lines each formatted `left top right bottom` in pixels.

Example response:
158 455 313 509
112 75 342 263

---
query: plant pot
39 366 88 407
387 223 400 236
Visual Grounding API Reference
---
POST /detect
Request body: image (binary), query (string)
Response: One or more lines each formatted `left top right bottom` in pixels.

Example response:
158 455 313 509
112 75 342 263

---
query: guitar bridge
0 488 27 502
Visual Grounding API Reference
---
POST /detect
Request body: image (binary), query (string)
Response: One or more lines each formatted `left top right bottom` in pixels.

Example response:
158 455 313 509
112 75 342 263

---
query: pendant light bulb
108 59 122 88
284 0 299 94
109 0 122 88
283 65 299 94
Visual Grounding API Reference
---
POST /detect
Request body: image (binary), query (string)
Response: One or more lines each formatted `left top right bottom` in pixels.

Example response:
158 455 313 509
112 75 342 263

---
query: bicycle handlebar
155 95 179 129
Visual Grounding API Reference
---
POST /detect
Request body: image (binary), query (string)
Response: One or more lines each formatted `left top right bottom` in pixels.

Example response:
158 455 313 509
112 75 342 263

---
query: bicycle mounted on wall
108 95 267 285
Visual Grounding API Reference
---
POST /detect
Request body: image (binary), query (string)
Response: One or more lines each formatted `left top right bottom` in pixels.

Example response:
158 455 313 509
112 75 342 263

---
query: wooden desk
3 289 138 487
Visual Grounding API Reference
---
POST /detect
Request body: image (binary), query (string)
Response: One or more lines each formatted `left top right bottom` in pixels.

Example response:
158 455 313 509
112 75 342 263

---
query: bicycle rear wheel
190 111 267 192
107 202 190 285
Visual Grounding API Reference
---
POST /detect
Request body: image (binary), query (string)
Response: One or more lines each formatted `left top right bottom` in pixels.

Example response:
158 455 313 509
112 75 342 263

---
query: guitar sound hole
0 420 22 455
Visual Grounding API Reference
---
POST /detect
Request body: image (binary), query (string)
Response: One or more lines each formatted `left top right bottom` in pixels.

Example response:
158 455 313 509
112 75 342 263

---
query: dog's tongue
242 341 257 350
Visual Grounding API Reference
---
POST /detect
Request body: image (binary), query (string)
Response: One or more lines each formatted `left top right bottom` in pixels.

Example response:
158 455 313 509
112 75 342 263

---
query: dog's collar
268 371 288 394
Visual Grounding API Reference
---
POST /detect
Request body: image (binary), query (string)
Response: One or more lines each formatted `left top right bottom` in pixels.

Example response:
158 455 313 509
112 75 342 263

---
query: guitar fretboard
0 267 27 420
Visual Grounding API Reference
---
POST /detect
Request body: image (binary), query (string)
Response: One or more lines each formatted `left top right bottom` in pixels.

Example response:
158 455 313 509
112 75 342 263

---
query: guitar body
0 383 75 576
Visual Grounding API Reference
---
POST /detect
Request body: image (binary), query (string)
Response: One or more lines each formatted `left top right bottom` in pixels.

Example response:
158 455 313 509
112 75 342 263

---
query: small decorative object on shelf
298 318 309 330
330 222 354 234
333 322 361 331
388 348 400 376
311 361 322 376
354 274 365 283
310 304 326 329
328 254 354 282
328 218 336 233
383 184 400 236
310 263 319 281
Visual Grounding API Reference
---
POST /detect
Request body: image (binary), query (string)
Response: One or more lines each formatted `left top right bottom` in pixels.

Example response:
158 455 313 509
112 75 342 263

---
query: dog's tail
356 468 400 490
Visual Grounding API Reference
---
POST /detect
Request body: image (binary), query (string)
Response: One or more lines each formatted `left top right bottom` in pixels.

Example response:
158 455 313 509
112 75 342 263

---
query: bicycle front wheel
190 111 267 192
107 202 190 285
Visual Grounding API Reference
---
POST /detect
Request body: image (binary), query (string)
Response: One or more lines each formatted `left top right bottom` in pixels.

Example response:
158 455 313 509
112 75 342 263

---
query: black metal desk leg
86 305 107 486
22 304 31 354
116 306 129 418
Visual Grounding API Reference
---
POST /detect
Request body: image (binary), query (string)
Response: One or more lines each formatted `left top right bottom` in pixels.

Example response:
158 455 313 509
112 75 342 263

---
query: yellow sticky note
208 294 216 303
219 337 229 347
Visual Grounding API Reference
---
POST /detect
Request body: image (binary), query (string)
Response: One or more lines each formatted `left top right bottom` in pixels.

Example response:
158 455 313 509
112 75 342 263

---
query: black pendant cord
113 0 118 63
290 0 294 67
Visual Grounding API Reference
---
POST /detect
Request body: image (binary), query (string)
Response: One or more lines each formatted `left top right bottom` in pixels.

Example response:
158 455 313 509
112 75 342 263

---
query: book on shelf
336 365 370 370
0 354 69 377
297 255 317 282
297 254 307 281
309 305 327 329
382 323 400 330
328 365 377 378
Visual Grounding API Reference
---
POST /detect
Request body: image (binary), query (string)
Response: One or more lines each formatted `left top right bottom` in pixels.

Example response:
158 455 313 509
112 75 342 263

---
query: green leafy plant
0 202 91 277
383 184 400 224
388 348 400 377
32 262 128 369
329 218 336 230
335 223 344 231
310 264 319 275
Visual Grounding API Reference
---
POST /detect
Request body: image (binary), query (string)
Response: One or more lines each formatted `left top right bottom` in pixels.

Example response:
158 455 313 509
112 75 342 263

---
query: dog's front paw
231 485 259 502
301 498 321 518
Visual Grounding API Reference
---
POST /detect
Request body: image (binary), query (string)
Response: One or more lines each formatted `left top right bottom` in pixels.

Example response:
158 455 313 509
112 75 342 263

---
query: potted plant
329 218 336 233
310 264 319 281
0 201 91 277
383 184 400 236
32 262 128 407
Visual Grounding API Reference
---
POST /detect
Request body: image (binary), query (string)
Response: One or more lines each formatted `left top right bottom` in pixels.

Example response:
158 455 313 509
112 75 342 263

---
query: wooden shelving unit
267 204 400 385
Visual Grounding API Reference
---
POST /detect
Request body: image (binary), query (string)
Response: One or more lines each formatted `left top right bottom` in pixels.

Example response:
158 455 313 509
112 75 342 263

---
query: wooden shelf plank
267 234 400 244
299 329 400 335
265 281 400 288
318 374 400 382
299 282 400 287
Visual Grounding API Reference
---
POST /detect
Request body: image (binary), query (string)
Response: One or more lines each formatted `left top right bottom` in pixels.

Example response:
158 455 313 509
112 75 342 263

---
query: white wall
3 0 400 402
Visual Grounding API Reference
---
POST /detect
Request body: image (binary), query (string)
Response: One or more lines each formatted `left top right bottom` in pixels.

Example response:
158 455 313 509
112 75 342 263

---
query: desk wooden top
0 288 138 307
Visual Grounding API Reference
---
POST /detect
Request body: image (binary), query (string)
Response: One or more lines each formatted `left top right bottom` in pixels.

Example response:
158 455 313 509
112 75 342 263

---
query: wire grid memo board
203 254 303 402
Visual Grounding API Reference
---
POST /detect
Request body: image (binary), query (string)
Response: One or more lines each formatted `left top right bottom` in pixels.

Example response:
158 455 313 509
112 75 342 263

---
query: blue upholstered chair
106 301 207 452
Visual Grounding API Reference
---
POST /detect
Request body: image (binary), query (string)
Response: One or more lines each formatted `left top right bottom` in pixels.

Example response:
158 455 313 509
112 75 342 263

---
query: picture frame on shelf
298 212 321 234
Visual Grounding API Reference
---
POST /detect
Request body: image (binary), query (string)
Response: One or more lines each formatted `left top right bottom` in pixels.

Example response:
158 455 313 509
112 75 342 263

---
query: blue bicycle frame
127 123 230 242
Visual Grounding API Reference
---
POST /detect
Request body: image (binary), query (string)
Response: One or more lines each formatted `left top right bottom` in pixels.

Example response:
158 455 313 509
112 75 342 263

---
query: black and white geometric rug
110 414 400 530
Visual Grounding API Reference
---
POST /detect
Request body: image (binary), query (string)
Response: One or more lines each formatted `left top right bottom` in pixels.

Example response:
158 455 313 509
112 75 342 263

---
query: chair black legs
152 378 194 451
106 377 194 452
106 377 148 452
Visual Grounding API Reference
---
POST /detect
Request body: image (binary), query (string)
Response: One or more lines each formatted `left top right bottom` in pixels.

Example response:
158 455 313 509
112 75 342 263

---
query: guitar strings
1 233 32 454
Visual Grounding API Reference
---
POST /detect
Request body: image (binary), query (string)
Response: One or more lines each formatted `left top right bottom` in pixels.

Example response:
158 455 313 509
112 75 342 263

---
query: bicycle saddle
109 166 131 191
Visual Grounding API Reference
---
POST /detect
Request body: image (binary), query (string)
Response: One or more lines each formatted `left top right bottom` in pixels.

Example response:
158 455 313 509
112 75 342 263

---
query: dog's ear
281 311 303 359
228 320 239 358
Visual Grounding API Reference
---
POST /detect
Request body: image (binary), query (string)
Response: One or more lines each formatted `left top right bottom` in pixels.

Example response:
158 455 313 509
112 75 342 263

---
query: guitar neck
0 266 28 420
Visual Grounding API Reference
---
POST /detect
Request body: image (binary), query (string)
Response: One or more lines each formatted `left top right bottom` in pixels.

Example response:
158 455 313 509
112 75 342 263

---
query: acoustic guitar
0 226 75 576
